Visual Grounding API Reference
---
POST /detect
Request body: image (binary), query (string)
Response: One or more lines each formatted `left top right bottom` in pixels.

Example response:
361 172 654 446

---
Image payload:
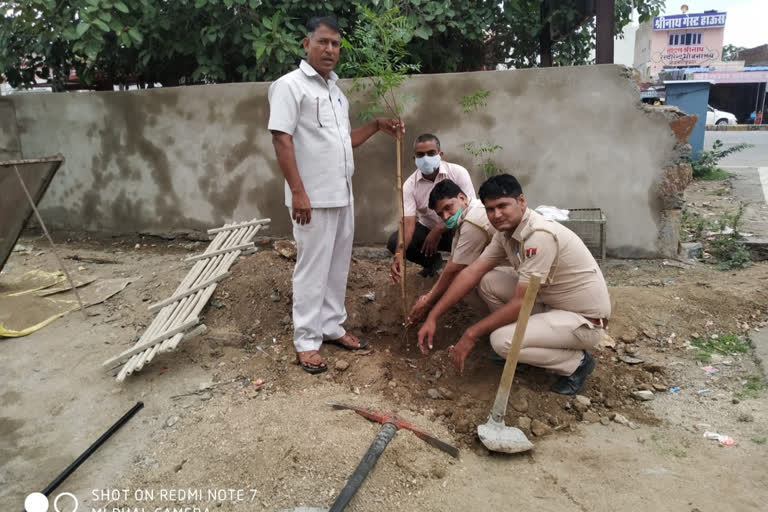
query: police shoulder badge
525 247 537 258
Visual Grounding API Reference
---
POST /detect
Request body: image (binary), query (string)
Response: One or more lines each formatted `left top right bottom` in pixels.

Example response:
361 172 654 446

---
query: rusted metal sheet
0 155 64 272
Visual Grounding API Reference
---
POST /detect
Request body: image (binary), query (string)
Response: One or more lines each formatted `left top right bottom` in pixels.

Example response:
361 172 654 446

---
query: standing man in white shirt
388 134 476 281
268 15 403 374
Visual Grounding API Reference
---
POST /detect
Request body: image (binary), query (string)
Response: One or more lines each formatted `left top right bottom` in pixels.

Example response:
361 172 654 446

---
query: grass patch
710 235 752 270
734 376 765 400
697 168 732 181
707 204 752 270
690 334 751 363
691 139 752 180
752 437 767 445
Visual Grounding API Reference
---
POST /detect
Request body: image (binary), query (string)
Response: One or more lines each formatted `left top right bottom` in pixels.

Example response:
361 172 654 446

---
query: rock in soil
612 413 630 426
631 390 655 401
582 411 600 423
518 416 532 430
335 360 350 372
427 388 442 400
273 240 297 260
510 396 529 413
531 419 552 437
575 395 591 407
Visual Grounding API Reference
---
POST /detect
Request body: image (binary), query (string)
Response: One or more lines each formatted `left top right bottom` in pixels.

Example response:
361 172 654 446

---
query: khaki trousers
478 267 603 375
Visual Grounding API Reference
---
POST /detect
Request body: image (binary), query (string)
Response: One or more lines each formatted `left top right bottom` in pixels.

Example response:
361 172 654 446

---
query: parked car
706 105 737 126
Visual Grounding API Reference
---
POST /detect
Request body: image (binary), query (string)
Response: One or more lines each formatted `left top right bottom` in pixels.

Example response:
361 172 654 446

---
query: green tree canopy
0 0 665 91
721 44 745 62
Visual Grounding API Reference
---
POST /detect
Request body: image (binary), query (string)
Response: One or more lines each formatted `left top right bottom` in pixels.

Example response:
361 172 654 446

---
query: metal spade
477 274 541 453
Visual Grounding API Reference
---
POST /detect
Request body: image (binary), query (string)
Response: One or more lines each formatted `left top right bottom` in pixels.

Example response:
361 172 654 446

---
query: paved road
704 131 768 167
704 132 768 206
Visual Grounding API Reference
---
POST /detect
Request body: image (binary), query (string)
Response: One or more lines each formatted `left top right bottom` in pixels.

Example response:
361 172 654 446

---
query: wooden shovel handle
490 274 541 422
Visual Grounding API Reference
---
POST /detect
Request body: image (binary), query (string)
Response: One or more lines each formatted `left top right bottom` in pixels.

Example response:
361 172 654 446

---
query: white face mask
415 154 440 175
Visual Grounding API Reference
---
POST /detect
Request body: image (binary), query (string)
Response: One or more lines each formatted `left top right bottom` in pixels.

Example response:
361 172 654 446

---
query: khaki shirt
402 161 475 229
480 209 611 319
267 60 354 208
450 198 496 265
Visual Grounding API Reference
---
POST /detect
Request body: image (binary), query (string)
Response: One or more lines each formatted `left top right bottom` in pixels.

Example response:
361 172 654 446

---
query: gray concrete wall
8 65 687 257
0 99 22 160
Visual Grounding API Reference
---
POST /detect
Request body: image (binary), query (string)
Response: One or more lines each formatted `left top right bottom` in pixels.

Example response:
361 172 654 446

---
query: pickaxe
326 402 459 512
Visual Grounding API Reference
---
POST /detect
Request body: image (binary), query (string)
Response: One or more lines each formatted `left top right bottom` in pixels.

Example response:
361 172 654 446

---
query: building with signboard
634 10 726 80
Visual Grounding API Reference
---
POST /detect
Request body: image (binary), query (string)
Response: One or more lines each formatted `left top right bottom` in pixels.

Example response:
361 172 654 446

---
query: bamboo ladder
103 218 270 381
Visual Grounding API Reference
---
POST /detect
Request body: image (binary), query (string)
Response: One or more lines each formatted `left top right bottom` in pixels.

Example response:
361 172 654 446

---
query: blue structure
664 80 713 158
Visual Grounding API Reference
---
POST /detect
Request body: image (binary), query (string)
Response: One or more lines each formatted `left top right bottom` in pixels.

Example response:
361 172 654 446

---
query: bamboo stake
184 242 253 262
13 165 87 319
207 218 270 234
396 134 407 322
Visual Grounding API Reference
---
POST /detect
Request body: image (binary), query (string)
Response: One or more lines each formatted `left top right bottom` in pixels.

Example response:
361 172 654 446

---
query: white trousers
291 205 354 352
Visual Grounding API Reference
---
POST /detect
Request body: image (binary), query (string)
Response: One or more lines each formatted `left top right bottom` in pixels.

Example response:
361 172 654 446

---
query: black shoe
550 351 595 395
419 257 444 277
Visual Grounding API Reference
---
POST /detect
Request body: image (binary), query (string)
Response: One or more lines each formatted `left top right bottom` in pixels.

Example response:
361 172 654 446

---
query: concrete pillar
0 99 23 160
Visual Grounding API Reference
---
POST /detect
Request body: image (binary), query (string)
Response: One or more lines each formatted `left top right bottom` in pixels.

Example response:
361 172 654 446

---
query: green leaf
128 27 143 44
62 27 78 41
262 17 272 29
255 44 266 58
413 26 430 39
76 21 91 37
98 12 112 23
194 0 207 8
84 40 100 59
86 0 99 6
93 19 110 32
114 1 129 13
109 19 123 32
120 31 131 47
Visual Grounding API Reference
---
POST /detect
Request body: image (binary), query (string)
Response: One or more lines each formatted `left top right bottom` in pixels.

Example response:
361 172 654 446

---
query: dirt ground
2 180 768 511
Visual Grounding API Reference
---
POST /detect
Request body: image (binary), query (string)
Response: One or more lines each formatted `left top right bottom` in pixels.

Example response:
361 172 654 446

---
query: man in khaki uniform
417 174 611 395
406 179 496 325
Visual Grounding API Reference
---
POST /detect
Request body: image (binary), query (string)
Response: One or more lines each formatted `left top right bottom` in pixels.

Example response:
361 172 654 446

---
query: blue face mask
415 154 440 175
444 207 463 229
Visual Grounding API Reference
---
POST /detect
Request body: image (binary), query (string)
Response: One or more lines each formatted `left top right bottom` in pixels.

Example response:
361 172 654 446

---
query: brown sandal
325 333 369 351
295 350 328 375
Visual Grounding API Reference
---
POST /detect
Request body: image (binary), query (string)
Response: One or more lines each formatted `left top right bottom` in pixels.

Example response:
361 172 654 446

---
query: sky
663 0 768 49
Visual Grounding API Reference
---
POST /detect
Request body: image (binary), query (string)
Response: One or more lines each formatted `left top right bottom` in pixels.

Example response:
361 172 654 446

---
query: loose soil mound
202 250 768 446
